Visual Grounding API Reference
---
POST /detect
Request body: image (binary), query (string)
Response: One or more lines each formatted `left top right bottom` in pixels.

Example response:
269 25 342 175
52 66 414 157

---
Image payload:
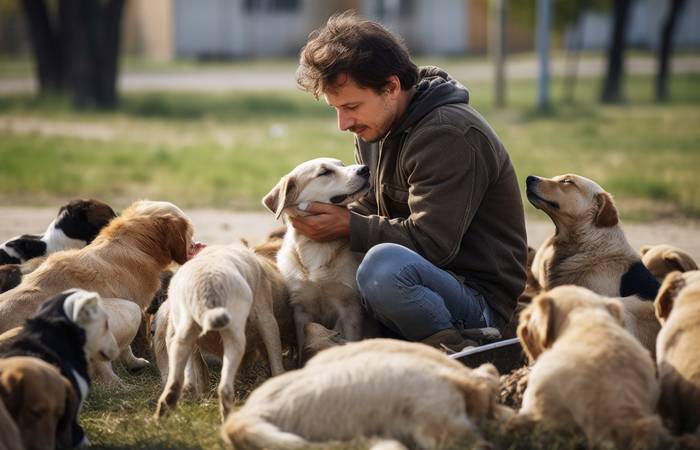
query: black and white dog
0 199 116 265
0 289 119 448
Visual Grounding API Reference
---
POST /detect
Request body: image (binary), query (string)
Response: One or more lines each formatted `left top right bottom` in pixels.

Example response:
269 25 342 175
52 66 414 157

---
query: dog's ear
604 298 625 326
74 292 101 325
517 297 555 363
533 296 557 352
160 215 190 265
56 378 78 449
655 271 685 323
594 192 619 227
640 245 652 256
262 175 298 219
0 368 24 419
664 249 698 273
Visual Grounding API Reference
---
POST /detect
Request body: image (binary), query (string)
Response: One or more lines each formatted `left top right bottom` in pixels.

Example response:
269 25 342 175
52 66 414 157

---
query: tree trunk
95 0 126 108
601 0 632 103
656 0 687 102
21 0 63 93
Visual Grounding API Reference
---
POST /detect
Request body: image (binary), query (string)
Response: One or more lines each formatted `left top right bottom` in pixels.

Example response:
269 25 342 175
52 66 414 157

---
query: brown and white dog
641 244 698 282
263 158 370 360
515 285 666 449
223 339 509 450
0 356 78 450
654 270 700 436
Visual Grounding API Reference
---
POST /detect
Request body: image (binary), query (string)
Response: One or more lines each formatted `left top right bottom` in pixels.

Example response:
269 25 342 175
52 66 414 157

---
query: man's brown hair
296 11 418 98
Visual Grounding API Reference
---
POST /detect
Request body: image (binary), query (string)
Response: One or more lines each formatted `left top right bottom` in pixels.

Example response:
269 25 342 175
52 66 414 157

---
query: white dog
155 244 286 420
263 158 370 359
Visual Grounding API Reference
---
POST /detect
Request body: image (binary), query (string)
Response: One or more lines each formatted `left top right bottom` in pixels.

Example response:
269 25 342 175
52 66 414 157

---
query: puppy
526 174 659 299
263 158 370 359
155 243 288 420
0 356 78 450
222 339 507 450
515 285 665 449
302 321 347 361
0 199 195 334
0 198 116 265
1 289 119 447
655 270 700 435
641 244 698 282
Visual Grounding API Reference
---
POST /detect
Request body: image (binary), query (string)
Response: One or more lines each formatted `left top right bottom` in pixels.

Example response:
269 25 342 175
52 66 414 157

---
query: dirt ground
1 207 699 260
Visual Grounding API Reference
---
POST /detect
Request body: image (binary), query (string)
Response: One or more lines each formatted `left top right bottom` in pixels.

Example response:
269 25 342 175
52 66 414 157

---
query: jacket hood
391 66 470 136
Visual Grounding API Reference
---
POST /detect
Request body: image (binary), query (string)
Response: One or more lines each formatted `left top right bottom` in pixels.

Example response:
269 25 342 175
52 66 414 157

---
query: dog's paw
126 357 150 371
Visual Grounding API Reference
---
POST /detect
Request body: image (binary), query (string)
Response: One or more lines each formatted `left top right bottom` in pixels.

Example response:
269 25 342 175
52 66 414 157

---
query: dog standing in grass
155 243 287 421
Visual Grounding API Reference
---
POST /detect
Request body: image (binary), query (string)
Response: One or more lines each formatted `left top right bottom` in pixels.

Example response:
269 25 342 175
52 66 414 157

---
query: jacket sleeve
349 126 497 266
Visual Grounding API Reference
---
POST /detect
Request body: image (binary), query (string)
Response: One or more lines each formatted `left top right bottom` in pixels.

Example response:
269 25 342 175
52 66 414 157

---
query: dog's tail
201 307 231 335
222 412 313 450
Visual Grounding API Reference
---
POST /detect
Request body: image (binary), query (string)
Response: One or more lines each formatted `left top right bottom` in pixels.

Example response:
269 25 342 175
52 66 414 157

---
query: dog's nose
526 176 539 187
357 165 370 178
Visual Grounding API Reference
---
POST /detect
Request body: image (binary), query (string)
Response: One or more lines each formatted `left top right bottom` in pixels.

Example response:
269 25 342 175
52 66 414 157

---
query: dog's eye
318 169 332 177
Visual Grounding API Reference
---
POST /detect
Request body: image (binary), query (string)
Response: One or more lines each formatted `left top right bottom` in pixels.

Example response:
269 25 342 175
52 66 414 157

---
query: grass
0 72 699 219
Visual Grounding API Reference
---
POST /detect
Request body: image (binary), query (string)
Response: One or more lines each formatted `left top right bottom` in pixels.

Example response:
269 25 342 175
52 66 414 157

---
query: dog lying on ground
641 244 698 282
515 285 666 449
0 198 116 265
263 158 370 360
654 270 700 436
155 243 290 420
0 356 78 450
223 339 509 450
0 289 119 447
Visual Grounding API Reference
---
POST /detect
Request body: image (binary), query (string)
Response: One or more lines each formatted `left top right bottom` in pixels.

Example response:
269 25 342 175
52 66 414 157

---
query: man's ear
262 175 297 219
594 192 619 228
655 271 685 323
383 75 401 96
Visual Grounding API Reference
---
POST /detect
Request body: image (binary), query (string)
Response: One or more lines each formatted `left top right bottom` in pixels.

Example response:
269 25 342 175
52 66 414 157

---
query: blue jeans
356 243 494 341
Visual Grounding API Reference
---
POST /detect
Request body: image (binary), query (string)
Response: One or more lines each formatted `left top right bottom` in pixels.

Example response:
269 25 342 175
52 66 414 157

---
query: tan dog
641 244 698 282
0 200 195 335
0 356 78 450
0 392 21 450
515 286 666 449
223 339 508 450
155 243 291 420
655 270 700 435
263 158 370 360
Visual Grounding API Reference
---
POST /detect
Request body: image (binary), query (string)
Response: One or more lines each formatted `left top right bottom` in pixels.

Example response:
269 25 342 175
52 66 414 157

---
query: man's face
323 74 401 143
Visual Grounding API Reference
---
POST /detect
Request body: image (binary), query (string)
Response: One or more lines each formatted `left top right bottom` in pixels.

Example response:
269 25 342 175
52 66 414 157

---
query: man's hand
290 202 351 242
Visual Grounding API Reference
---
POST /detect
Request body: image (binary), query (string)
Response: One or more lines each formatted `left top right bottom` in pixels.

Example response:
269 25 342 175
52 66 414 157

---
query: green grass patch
0 73 698 220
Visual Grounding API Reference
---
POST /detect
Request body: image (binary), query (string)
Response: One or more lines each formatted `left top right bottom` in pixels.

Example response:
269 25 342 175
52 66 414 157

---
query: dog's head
654 270 700 324
641 244 698 282
56 199 117 244
303 322 347 361
517 285 624 362
526 174 619 229
0 356 79 450
103 200 195 265
62 289 120 362
263 158 371 219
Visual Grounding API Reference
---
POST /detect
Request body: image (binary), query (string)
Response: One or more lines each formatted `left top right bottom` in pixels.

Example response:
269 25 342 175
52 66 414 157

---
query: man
292 12 527 350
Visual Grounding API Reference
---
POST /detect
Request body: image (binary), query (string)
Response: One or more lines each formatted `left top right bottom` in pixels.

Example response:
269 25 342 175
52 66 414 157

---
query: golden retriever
155 243 289 420
641 244 698 282
222 339 509 450
263 158 370 360
0 356 78 450
655 270 700 436
515 285 666 449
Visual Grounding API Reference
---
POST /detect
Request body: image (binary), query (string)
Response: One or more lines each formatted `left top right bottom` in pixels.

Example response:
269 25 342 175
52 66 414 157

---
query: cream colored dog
155 244 289 420
655 270 700 435
263 158 370 359
641 244 698 282
223 339 508 450
515 285 666 449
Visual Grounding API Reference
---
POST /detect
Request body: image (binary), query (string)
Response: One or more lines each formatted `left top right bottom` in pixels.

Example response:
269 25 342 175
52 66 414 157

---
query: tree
656 0 687 102
600 0 632 103
21 0 125 108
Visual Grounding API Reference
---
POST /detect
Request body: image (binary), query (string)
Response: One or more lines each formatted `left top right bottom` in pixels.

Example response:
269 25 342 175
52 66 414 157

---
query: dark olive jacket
349 66 527 325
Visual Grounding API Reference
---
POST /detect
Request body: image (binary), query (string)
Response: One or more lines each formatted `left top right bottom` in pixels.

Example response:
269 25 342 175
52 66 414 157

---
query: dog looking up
641 244 698 282
654 270 700 436
526 174 659 299
0 198 116 265
155 243 288 421
0 289 119 448
263 158 370 360
515 285 666 449
0 356 78 450
222 339 508 450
